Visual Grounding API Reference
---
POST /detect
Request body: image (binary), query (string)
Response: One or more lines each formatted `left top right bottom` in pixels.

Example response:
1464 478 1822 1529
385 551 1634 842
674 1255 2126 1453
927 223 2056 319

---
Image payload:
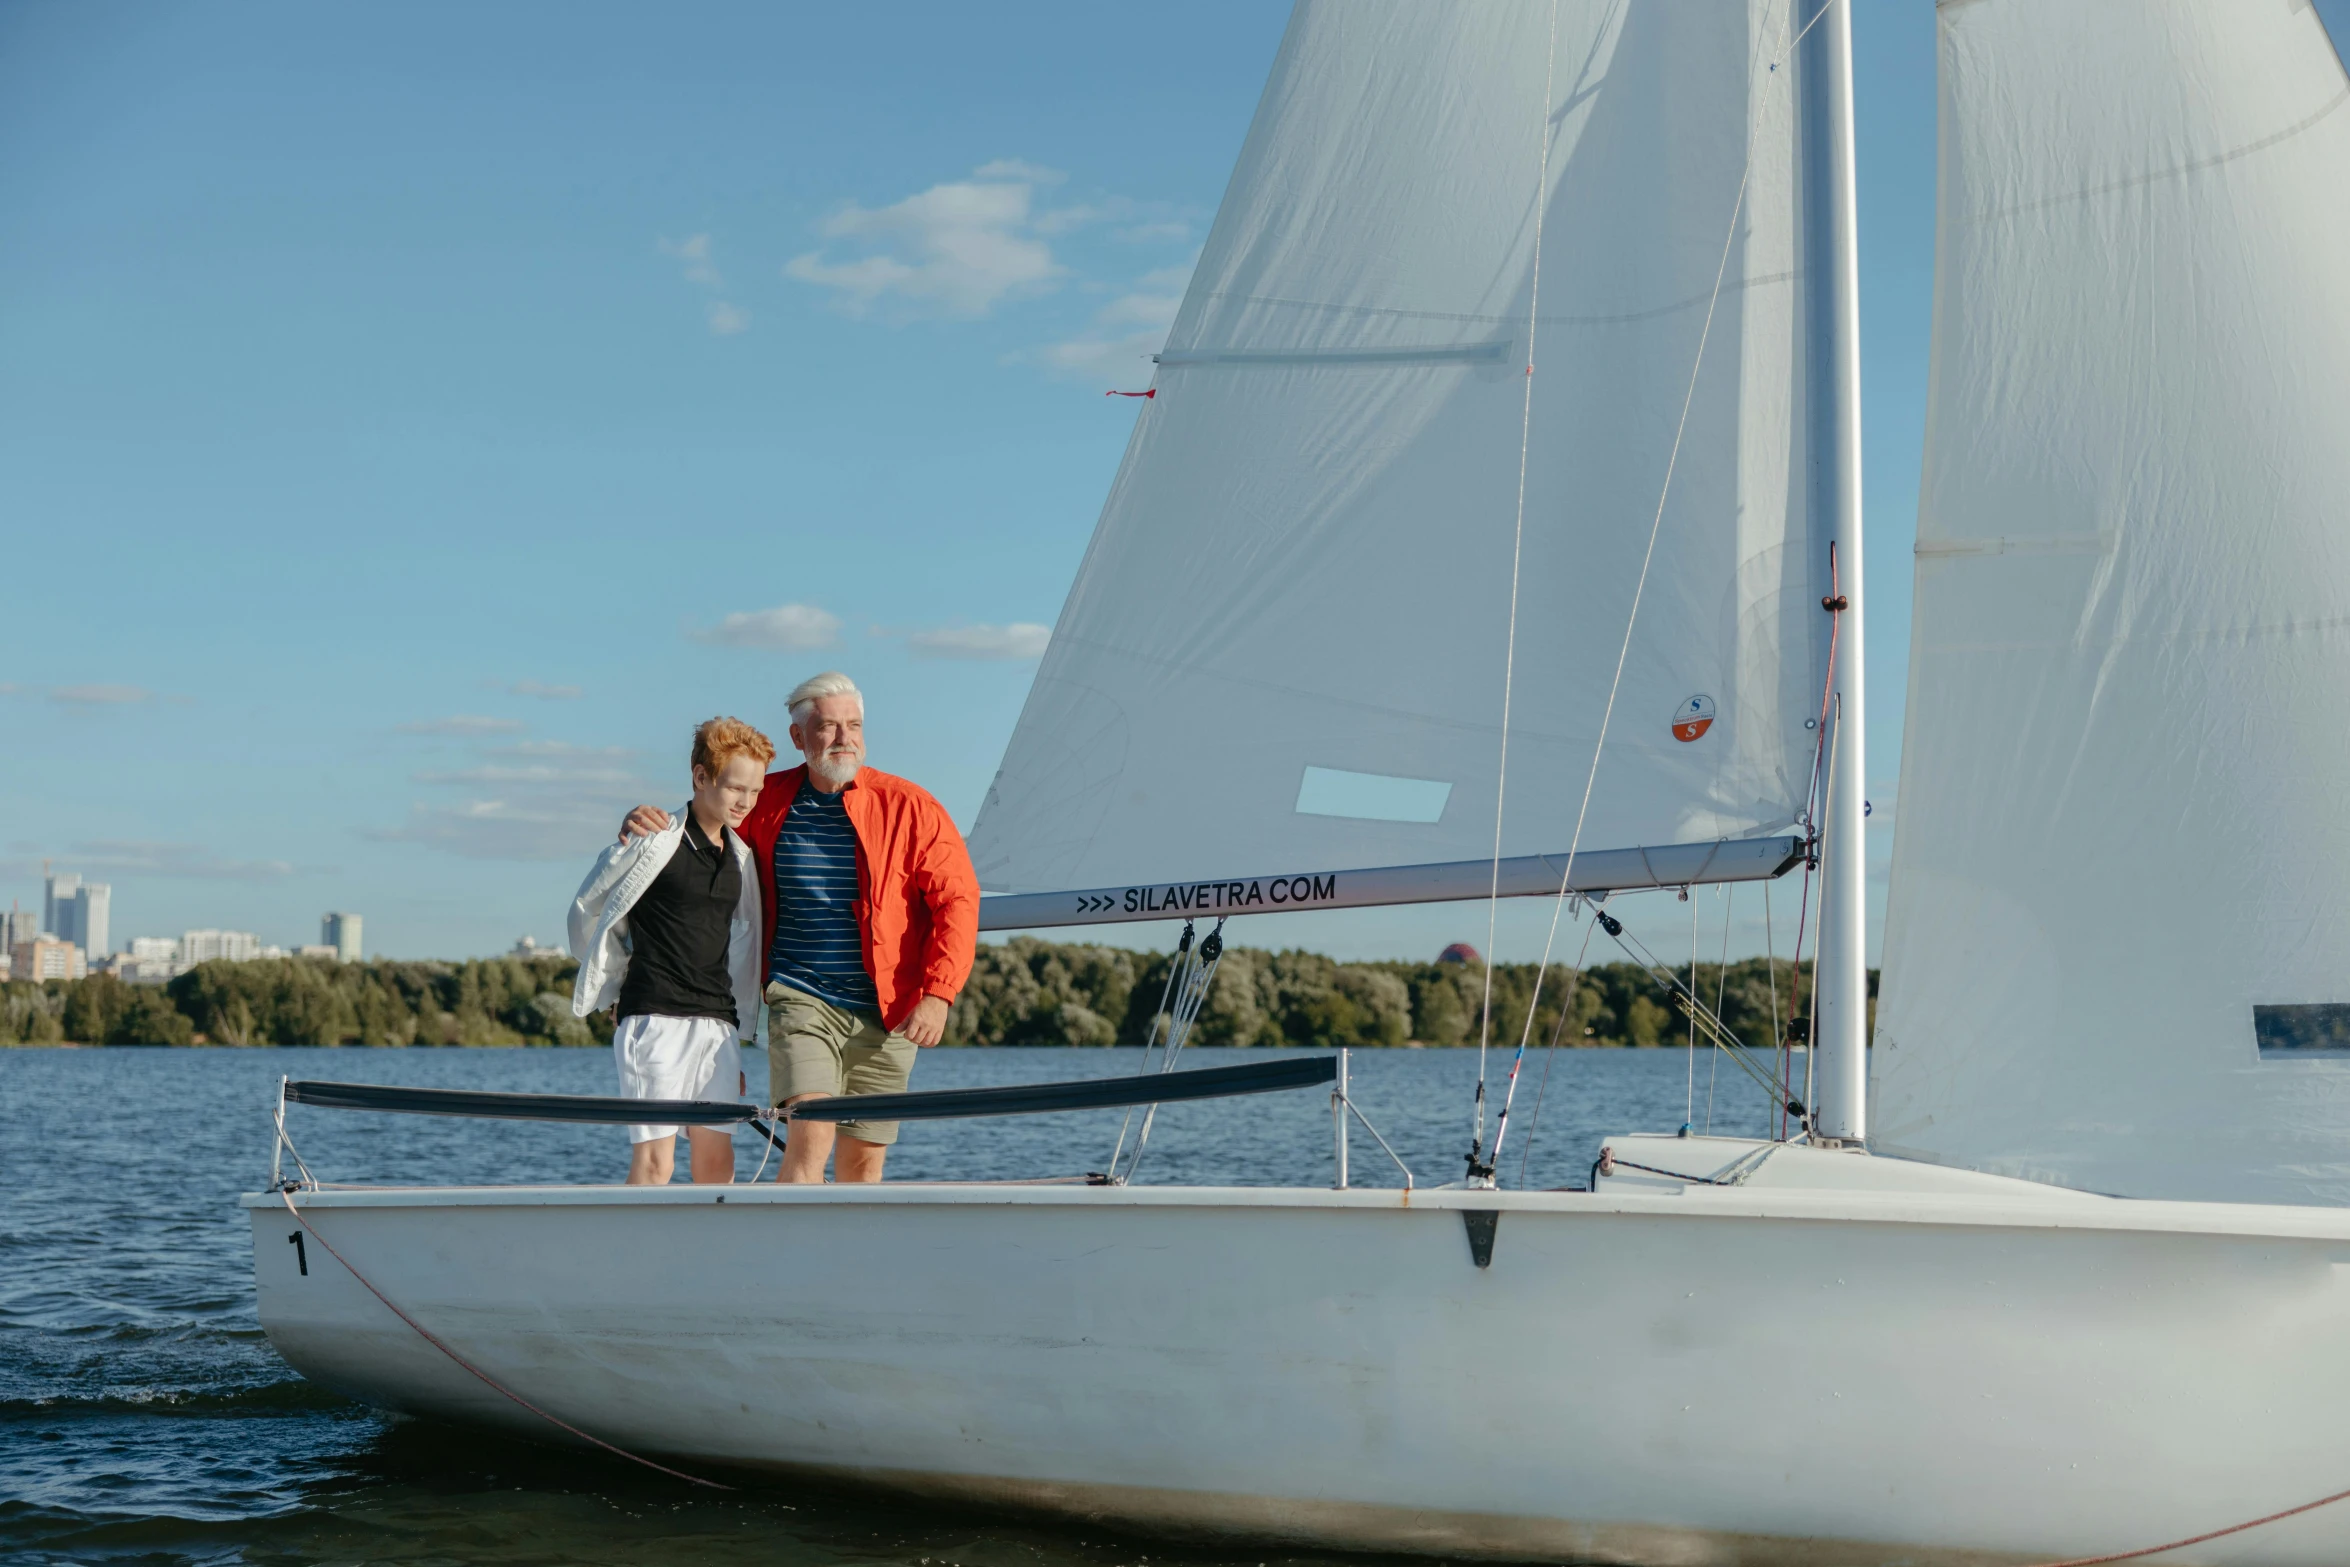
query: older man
622 672 978 1182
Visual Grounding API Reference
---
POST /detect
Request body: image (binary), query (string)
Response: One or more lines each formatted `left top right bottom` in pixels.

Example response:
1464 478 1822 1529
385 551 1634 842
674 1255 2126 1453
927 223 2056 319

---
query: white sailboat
247 2 2350 1561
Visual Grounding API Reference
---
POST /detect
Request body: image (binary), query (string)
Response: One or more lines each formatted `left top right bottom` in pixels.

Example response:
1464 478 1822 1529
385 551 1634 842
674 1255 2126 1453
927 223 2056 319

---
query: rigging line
1108 921 1193 1176
272 1081 318 1192
1598 1154 1752 1187
1478 0 1801 1179
1121 920 1224 1185
1512 912 1600 1189
1779 848 1816 1139
1598 913 1790 1109
749 1113 780 1183
1768 0 1844 77
1474 0 1565 1165
1763 877 1781 1126
276 1190 730 1490
1685 887 1699 1129
1705 883 1733 1135
1803 929 1819 1113
1810 693 1840 1072
1783 541 1843 1135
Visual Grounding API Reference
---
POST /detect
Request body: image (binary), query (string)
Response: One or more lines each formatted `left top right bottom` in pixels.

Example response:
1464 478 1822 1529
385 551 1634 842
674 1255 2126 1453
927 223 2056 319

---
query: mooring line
2018 1483 2350 1567
276 1189 731 1490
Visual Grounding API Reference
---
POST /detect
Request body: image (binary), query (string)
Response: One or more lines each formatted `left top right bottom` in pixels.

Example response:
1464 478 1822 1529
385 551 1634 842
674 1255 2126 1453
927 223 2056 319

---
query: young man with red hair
572 716 774 1185
621 672 979 1183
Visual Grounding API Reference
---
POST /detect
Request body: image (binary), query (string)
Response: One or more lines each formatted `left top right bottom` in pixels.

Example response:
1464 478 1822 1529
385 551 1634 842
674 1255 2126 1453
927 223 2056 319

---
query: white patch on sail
1293 767 1452 824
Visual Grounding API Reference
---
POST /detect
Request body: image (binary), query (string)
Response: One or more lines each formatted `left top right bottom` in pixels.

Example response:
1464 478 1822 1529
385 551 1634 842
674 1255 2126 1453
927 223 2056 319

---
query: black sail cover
282 1056 1336 1127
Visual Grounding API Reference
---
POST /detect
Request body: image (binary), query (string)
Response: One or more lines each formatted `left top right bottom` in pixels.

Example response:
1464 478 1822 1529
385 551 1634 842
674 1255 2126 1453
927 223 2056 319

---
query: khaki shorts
766 982 917 1146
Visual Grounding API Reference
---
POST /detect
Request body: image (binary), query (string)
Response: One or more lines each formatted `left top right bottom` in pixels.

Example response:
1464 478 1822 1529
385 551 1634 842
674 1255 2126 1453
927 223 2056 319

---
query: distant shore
2 941 1871 1050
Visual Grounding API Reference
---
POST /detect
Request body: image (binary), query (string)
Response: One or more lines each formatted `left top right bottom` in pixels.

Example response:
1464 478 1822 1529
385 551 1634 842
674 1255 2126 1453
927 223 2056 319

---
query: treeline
0 942 1874 1049
0 955 601 1047
947 938 1870 1052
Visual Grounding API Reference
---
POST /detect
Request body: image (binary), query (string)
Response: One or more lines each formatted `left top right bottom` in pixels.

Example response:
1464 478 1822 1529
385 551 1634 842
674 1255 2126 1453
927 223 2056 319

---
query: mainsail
1875 0 2350 1202
969 0 1838 921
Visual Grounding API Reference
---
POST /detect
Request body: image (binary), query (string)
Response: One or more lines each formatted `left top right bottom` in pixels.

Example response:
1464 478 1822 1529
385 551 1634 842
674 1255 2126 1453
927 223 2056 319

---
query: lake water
2 1044 1778 1566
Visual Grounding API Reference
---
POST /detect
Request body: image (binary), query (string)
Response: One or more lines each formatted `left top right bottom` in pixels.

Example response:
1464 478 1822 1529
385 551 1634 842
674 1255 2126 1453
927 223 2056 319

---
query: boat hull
247 1164 2350 1565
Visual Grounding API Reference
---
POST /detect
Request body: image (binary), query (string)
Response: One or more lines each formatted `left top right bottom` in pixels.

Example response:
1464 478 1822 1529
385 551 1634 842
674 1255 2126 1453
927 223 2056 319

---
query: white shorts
612 1013 740 1144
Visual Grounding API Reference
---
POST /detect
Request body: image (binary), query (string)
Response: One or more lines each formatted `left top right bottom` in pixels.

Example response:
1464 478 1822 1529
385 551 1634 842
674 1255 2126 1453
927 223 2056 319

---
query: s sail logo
1671 694 1715 742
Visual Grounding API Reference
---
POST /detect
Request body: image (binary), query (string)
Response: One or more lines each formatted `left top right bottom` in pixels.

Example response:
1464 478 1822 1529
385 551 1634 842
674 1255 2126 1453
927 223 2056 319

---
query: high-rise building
118 935 183 983
181 929 263 965
72 882 108 958
322 912 362 963
11 938 87 982
41 874 111 956
0 903 38 950
43 871 79 936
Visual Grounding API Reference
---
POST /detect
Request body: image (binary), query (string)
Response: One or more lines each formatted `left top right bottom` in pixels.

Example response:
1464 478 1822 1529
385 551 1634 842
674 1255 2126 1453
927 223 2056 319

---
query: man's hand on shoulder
903 994 951 1048
619 805 673 841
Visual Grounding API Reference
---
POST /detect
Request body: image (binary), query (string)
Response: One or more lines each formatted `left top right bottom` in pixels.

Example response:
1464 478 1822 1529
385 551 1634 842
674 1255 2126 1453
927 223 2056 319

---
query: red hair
691 716 776 779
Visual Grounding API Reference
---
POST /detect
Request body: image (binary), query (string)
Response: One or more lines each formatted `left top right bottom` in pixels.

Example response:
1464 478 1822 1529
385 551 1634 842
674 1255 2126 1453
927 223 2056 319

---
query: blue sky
3 3 2341 966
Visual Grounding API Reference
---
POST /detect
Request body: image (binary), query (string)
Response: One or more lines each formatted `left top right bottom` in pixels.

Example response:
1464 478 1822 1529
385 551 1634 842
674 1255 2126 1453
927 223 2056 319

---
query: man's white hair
787 671 863 724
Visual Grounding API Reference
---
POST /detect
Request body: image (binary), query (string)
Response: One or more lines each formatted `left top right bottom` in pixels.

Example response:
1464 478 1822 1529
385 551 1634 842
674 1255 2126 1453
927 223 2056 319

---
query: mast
1800 0 1867 1145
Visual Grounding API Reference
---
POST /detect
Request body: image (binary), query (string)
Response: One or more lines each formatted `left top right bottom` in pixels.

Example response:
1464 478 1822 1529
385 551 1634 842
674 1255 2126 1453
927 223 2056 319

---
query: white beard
808 753 863 790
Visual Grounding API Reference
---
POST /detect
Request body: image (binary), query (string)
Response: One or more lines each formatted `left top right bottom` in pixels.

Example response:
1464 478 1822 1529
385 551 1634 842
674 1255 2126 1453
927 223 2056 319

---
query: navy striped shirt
768 783 879 1012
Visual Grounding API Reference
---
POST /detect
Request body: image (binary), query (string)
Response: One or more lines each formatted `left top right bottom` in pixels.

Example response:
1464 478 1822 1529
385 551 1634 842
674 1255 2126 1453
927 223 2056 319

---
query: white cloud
660 232 749 337
1034 332 1164 385
50 684 154 706
397 715 527 737
784 163 1198 327
972 159 1065 185
689 603 842 650
364 795 643 863
786 165 1068 318
1034 263 1192 386
0 839 302 881
370 736 661 862
1114 220 1193 244
1032 195 1195 240
905 623 1052 661
414 764 642 788
659 232 722 288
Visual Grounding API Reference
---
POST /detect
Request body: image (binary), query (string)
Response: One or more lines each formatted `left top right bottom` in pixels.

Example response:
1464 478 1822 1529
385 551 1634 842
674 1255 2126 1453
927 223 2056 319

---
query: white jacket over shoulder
568 807 763 1038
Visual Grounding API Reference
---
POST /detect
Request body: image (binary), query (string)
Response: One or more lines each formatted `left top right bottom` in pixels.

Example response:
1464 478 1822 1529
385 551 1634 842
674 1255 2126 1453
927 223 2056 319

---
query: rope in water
276 1189 731 1490
2018 1486 2350 1567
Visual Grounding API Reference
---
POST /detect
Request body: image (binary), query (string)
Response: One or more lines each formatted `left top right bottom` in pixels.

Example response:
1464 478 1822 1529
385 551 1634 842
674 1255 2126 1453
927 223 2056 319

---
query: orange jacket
735 764 979 1032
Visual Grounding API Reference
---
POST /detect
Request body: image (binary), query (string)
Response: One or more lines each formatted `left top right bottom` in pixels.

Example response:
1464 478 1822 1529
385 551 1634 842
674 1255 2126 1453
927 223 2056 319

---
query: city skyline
3 865 381 984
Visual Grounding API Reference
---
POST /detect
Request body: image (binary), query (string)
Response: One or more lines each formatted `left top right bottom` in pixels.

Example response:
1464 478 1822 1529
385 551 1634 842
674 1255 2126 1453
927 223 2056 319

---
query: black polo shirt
615 813 741 1028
